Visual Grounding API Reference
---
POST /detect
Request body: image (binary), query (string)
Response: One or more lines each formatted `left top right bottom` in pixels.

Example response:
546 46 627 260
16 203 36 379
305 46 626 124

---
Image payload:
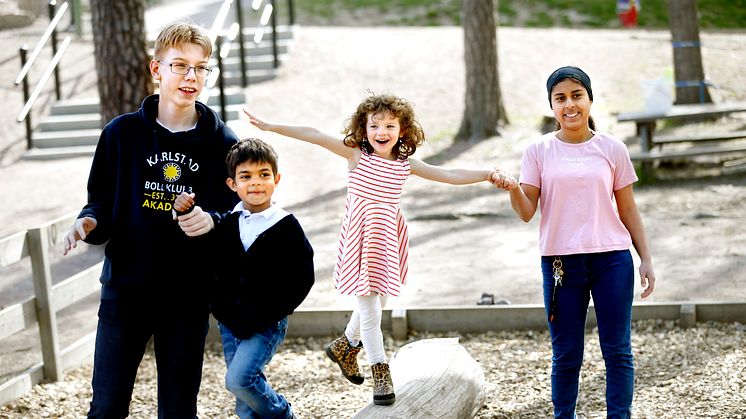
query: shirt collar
231 201 278 219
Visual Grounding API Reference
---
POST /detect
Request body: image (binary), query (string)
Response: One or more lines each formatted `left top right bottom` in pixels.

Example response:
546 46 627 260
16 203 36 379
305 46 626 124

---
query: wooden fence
0 213 101 406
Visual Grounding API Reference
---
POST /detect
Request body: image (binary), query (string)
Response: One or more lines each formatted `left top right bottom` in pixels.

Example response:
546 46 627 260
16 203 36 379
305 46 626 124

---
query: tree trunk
90 0 152 125
668 0 711 104
456 0 507 142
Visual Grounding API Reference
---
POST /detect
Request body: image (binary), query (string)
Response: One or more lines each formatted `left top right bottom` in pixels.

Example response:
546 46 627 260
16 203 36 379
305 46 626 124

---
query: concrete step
49 98 100 116
37 113 102 132
32 104 245 149
216 54 284 72
205 86 246 105
22 145 97 160
225 40 289 58
219 68 276 86
241 25 294 41
32 129 101 148
50 88 246 117
148 35 291 59
206 103 245 122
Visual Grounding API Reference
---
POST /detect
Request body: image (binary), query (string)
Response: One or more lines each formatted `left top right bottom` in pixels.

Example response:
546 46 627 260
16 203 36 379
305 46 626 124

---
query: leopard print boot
371 362 395 405
325 336 364 385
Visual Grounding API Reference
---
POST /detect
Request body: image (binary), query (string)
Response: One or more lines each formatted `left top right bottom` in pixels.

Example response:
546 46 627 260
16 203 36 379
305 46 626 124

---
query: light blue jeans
219 319 293 419
542 250 635 419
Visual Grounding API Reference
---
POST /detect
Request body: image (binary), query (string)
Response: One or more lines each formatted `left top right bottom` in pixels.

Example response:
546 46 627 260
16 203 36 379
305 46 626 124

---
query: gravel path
1 320 744 418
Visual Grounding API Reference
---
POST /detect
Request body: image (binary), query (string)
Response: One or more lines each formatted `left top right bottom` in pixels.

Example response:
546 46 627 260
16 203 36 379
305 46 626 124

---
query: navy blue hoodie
80 95 238 293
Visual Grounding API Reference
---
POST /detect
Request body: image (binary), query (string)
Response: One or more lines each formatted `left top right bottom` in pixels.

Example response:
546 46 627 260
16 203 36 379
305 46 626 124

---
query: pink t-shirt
519 132 638 256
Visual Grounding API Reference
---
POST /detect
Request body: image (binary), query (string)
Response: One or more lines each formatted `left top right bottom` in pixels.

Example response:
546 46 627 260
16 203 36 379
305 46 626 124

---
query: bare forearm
265 124 327 144
510 186 537 222
620 210 652 261
443 169 493 185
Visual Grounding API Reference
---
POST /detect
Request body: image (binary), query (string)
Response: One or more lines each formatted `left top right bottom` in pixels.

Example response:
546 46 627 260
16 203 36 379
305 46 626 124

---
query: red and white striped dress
333 151 410 297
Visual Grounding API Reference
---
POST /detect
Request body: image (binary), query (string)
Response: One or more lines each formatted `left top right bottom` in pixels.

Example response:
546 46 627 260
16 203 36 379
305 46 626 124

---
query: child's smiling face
365 111 403 159
226 160 281 213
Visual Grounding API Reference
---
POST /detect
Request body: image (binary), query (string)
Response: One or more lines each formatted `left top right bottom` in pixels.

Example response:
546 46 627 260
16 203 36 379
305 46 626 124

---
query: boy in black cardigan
174 138 314 419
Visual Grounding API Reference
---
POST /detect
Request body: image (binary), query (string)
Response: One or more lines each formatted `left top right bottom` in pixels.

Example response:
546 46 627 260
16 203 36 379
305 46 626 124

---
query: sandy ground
1 22 745 384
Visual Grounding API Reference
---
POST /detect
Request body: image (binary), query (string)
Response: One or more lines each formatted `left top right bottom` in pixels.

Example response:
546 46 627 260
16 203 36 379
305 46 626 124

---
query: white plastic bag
642 77 673 114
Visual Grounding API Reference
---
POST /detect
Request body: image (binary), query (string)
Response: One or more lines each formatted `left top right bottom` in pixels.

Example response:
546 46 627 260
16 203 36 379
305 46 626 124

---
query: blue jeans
88 285 209 418
220 319 293 419
542 250 635 419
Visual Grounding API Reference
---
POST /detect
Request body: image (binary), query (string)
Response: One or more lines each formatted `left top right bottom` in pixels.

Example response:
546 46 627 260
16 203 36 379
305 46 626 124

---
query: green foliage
290 0 746 29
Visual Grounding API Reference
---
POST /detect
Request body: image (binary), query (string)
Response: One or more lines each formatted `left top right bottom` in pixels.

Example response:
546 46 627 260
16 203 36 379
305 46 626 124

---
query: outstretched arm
244 109 357 161
409 157 493 185
615 184 656 298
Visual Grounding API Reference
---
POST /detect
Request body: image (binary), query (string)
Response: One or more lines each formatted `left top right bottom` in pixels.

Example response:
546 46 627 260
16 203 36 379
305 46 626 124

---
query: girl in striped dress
244 93 497 406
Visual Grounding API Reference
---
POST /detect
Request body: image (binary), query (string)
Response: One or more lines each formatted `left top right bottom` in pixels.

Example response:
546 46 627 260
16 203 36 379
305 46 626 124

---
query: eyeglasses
158 60 212 78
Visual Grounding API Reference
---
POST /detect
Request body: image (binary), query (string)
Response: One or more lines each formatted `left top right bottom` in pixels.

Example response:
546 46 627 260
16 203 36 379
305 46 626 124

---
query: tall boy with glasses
63 22 239 418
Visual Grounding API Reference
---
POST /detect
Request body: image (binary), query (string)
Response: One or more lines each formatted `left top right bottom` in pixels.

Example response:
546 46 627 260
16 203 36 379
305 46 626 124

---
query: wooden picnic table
616 101 746 177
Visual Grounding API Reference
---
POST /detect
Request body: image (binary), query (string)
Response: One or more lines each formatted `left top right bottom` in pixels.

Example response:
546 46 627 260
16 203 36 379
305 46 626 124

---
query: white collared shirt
231 202 289 251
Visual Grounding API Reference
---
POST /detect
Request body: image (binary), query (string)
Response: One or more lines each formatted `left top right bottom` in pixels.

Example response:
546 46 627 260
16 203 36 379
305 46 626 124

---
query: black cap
546 66 593 107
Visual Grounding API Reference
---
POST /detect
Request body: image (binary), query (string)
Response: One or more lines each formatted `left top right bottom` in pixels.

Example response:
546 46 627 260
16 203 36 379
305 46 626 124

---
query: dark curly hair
342 93 425 160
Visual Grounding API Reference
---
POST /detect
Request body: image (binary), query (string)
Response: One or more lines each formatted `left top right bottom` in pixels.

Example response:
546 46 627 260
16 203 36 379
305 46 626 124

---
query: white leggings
344 293 388 365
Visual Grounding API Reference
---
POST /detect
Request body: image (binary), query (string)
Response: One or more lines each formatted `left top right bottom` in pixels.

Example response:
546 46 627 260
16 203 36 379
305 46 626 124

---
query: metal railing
13 0 295 153
199 0 291 117
14 0 71 150
198 0 237 119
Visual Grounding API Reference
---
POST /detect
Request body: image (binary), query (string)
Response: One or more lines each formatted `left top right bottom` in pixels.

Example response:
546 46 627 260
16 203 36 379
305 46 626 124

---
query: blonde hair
153 22 212 60
342 93 425 160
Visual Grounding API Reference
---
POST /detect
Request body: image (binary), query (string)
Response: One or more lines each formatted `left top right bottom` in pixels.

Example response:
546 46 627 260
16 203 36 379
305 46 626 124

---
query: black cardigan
208 211 315 339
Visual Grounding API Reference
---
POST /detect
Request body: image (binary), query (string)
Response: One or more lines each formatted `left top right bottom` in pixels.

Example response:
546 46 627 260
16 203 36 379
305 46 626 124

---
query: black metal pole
287 0 294 26
48 1 61 100
235 0 248 87
216 35 227 123
19 46 33 149
271 0 278 68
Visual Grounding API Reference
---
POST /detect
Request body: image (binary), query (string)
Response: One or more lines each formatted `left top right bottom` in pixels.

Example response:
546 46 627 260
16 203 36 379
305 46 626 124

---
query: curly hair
342 93 425 160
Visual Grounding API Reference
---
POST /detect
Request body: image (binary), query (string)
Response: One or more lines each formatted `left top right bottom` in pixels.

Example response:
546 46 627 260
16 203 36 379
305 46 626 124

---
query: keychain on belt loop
549 257 564 322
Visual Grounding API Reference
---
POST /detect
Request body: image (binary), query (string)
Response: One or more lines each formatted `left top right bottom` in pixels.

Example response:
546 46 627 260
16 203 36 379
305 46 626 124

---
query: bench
653 129 746 147
617 101 746 177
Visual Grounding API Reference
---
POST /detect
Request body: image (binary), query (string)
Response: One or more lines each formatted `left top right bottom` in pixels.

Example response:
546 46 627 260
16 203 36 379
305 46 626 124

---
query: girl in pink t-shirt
492 66 656 418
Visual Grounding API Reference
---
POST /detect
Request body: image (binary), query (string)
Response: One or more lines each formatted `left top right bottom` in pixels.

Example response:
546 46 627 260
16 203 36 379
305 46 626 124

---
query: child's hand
172 192 195 220
491 169 518 190
243 108 269 131
177 206 215 237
